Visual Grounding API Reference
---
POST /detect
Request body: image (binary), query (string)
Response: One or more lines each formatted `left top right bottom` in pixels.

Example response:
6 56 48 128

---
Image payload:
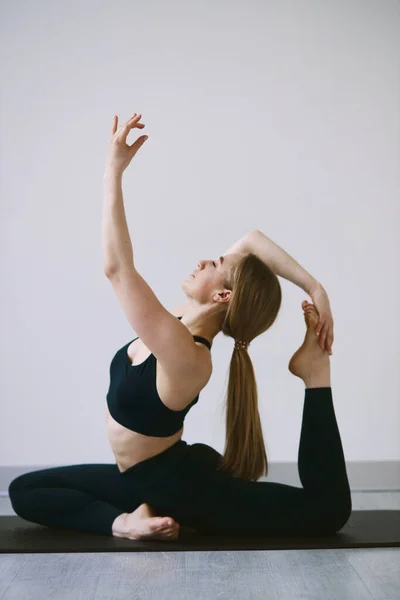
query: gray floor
1 492 399 600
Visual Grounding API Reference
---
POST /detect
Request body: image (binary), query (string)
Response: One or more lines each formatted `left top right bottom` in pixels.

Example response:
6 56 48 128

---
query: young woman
8 113 350 541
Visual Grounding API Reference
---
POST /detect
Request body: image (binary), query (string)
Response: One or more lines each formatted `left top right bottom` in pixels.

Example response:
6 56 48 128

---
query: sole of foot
288 301 330 384
113 503 180 541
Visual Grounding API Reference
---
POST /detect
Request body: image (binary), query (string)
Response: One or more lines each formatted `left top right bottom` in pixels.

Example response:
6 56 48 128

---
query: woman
8 113 351 541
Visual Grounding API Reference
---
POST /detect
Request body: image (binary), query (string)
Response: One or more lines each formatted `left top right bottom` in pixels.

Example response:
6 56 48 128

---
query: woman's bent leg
8 463 143 536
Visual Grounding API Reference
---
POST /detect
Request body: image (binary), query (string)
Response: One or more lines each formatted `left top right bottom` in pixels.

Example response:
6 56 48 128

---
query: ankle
303 369 331 389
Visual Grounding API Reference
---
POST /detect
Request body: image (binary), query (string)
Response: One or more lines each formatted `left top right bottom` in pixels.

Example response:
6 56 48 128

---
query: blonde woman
9 113 351 541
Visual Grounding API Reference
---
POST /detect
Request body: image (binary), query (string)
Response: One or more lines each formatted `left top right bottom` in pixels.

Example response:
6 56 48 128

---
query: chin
181 278 194 298
182 275 194 284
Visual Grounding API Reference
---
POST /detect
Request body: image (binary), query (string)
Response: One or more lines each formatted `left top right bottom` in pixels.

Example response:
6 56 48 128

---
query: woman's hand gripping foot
112 503 180 541
288 301 331 389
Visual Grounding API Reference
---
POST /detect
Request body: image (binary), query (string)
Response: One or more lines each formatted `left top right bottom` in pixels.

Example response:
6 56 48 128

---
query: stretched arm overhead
246 229 318 295
246 230 333 354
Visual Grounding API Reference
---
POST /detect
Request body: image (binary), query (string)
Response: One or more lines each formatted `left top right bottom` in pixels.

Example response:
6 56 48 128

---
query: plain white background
1 0 398 469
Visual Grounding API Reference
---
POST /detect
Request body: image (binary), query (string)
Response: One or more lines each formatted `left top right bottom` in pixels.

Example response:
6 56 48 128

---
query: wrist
103 166 123 180
308 280 322 296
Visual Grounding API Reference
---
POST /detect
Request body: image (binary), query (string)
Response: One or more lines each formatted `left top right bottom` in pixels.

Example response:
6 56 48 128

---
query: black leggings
9 387 352 538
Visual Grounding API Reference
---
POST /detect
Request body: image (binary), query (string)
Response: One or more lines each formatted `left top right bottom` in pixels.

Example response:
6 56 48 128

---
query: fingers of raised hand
112 113 145 143
126 113 145 129
327 332 334 355
318 323 334 355
317 323 326 348
315 315 324 337
327 319 334 354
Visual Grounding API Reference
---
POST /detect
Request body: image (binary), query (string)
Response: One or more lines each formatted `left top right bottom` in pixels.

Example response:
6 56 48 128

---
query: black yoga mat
1 511 399 553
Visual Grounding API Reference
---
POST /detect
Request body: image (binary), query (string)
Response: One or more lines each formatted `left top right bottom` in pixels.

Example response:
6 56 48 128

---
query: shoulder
194 339 213 380
169 304 212 382
157 337 212 411
164 308 213 390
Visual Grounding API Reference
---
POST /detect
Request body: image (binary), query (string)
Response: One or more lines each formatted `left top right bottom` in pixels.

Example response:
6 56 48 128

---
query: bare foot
113 503 180 541
288 301 330 383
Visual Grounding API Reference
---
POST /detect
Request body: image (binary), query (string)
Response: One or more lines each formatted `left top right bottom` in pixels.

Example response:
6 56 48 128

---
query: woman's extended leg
183 384 351 537
142 303 352 537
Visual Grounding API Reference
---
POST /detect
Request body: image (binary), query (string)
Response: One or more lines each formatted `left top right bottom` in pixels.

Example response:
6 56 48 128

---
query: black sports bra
106 317 211 437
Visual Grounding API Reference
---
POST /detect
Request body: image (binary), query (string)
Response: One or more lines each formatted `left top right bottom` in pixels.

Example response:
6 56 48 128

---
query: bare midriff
106 405 183 473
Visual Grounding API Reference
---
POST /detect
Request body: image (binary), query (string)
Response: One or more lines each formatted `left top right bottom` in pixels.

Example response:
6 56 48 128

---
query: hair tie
234 339 250 351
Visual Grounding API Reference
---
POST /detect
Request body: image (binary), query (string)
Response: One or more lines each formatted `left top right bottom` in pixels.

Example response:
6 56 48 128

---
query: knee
8 475 32 516
8 474 25 499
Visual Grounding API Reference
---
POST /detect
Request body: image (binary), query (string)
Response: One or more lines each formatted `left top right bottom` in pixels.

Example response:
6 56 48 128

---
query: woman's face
182 253 246 304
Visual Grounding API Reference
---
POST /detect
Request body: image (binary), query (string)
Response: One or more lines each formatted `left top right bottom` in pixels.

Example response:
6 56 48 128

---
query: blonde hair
217 253 282 481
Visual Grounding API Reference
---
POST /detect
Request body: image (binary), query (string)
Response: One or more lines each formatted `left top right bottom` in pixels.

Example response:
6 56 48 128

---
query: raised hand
105 112 148 176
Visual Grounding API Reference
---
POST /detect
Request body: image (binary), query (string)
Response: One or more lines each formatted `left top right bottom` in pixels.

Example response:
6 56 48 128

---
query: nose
194 260 203 276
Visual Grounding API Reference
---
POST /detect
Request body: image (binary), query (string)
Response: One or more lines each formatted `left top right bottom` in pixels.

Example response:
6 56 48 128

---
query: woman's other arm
246 230 334 353
246 229 319 295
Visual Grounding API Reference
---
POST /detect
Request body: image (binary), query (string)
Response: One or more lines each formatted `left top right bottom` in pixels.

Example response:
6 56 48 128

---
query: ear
214 289 232 303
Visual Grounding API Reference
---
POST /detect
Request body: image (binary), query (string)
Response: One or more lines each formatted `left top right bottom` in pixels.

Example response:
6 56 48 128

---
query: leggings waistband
119 439 189 480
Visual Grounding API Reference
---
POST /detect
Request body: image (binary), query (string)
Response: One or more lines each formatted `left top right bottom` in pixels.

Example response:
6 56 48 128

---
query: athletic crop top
106 317 212 437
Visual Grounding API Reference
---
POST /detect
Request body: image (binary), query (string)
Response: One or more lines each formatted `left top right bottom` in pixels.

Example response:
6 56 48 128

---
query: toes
167 531 179 539
152 518 168 530
163 523 180 534
152 517 179 533
157 517 175 529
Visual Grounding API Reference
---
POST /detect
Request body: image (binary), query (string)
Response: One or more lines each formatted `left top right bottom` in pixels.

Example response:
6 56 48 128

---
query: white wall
1 0 398 469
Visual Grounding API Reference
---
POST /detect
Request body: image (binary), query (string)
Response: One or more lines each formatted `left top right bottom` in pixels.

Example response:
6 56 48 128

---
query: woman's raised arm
247 230 333 354
246 229 318 295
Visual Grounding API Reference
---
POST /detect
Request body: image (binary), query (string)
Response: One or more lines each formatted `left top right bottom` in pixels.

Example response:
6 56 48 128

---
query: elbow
247 229 261 239
104 264 117 278
104 260 136 278
244 229 261 249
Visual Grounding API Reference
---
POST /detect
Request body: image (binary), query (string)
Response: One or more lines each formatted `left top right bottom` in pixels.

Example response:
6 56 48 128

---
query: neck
178 301 223 345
